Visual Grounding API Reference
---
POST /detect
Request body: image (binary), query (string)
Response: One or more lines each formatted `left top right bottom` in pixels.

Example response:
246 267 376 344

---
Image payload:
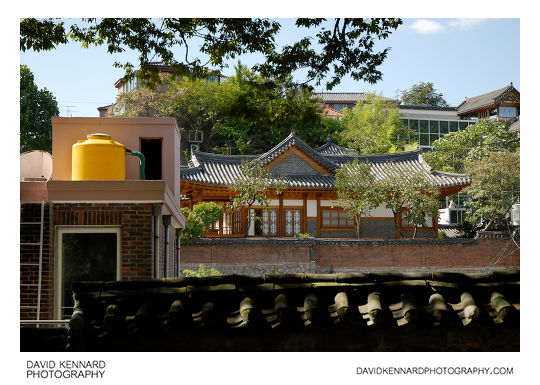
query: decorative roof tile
65 271 520 351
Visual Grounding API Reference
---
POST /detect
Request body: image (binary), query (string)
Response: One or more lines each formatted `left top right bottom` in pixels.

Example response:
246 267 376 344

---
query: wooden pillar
241 206 247 236
279 195 284 237
316 194 321 238
396 209 402 238
302 193 307 234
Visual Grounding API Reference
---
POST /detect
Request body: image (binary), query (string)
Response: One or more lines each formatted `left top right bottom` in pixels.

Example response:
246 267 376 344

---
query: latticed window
232 210 242 234
285 209 301 236
322 209 355 228
262 209 278 236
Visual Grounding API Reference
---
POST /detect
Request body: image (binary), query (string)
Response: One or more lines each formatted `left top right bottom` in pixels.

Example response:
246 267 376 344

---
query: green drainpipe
125 148 146 180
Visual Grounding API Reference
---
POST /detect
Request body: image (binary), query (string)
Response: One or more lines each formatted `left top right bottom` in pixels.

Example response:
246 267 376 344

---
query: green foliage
375 162 439 238
328 265 334 274
400 82 448 107
112 65 338 156
21 18 402 90
332 159 382 238
227 159 288 237
464 149 520 231
180 202 223 242
401 174 440 238
339 92 411 154
295 233 311 238
457 216 480 238
183 264 222 277
211 64 336 154
20 65 59 153
422 119 515 173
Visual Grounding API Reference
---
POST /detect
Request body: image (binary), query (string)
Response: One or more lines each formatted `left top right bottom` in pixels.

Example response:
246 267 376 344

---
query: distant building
457 83 520 122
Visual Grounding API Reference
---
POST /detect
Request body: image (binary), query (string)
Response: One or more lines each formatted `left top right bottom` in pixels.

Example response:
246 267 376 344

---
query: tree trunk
355 217 361 239
412 226 418 239
393 212 402 238
243 204 252 238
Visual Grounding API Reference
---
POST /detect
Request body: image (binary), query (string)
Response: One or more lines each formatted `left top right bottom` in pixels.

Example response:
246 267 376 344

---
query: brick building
20 117 185 321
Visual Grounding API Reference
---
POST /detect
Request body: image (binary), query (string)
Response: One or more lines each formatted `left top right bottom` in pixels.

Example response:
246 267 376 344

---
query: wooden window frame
283 206 304 237
320 208 355 230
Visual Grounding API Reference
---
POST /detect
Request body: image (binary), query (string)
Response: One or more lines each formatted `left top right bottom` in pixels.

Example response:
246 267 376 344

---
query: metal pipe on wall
162 215 171 278
152 203 162 279
175 228 183 277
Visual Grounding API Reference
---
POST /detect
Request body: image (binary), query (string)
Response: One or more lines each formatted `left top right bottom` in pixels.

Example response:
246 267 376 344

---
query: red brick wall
181 244 312 264
20 202 158 320
315 239 520 271
181 238 520 272
20 204 50 321
51 203 154 281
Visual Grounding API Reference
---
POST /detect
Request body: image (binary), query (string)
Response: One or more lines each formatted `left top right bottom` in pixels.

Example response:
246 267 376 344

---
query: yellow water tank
72 133 126 180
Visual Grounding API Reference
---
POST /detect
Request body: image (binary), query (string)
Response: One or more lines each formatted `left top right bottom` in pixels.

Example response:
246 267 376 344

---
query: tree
331 160 382 238
212 65 335 154
180 202 223 242
227 159 288 237
377 162 439 238
400 82 448 107
401 174 440 238
20 18 401 90
339 92 411 154
112 64 338 156
112 73 223 154
464 149 520 231
422 119 516 173
20 65 59 153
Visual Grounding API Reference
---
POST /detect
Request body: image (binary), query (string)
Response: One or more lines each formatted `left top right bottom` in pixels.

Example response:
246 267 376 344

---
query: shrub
181 202 223 242
183 264 222 277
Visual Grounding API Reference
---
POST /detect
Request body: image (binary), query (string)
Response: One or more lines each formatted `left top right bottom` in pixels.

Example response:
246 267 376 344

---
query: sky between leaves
19 18 519 117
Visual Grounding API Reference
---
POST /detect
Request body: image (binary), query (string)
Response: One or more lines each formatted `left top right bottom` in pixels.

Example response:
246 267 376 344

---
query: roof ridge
258 131 337 171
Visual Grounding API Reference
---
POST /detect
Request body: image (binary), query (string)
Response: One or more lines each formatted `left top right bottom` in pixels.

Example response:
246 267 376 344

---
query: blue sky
19 18 520 117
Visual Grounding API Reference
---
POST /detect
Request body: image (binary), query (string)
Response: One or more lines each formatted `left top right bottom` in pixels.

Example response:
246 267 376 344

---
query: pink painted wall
51 117 181 203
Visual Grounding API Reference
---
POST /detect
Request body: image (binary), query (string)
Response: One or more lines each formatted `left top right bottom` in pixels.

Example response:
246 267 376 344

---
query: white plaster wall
320 201 393 217
370 203 394 218
306 200 317 217
248 209 254 236
283 199 303 206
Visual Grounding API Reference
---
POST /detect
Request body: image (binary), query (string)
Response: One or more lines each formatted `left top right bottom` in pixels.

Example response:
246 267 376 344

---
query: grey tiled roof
257 130 337 172
181 133 471 189
313 92 399 104
457 84 519 115
508 117 520 134
399 105 457 112
65 271 519 351
316 141 356 155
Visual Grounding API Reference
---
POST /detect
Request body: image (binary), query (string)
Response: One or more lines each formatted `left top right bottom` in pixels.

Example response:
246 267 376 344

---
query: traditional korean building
180 130 471 239
457 83 520 122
